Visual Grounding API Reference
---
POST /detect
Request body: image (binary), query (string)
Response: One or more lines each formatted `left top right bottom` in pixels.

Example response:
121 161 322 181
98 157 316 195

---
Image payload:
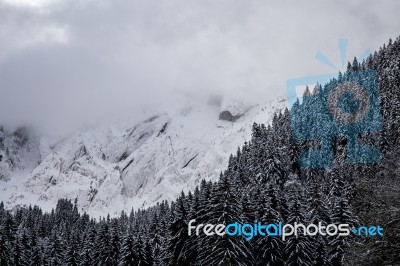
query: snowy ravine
0 97 285 217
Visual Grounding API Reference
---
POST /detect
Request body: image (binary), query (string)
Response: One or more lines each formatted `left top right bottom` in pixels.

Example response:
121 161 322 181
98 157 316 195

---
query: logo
188 220 384 241
286 39 381 168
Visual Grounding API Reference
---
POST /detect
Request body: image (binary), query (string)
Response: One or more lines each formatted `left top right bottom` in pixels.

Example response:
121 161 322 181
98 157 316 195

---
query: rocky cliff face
0 126 41 182
0 98 285 217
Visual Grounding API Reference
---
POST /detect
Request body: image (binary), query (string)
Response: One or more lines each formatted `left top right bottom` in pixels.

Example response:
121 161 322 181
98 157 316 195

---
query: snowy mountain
0 97 286 217
0 126 41 181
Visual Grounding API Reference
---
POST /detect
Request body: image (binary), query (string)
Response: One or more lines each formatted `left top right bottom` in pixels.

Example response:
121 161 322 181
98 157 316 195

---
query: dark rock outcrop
219 111 241 122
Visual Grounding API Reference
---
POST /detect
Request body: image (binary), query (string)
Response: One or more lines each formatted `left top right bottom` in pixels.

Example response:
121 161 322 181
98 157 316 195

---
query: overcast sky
0 0 399 129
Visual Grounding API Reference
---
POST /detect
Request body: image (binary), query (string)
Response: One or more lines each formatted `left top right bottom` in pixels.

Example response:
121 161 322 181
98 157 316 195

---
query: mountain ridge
0 97 286 217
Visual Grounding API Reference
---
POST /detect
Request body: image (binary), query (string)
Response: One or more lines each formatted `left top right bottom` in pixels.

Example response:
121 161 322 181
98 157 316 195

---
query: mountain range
0 97 285 217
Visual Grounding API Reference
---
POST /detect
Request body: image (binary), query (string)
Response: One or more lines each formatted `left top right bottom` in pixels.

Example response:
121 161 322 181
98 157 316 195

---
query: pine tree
94 223 114 265
328 195 357 266
185 186 200 265
13 235 23 266
134 236 148 266
111 222 121 265
144 240 154 266
198 173 254 266
48 233 64 266
118 233 137 266
80 229 96 266
0 226 12 266
63 236 79 266
255 185 284 266
28 236 42 266
164 192 189 265
284 192 314 266
18 230 30 266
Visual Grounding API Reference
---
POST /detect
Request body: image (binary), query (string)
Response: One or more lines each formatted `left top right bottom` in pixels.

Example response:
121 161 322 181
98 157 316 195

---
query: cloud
1 0 56 9
0 0 399 129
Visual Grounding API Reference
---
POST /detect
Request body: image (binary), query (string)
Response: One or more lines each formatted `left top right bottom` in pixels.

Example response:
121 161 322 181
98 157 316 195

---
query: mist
0 0 399 131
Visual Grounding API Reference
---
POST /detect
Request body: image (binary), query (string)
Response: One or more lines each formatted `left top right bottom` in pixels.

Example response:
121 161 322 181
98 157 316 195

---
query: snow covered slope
0 97 286 217
0 126 41 182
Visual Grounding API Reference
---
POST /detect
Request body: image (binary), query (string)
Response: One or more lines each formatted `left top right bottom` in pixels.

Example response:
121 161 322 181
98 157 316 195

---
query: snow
0 97 286 217
220 97 250 116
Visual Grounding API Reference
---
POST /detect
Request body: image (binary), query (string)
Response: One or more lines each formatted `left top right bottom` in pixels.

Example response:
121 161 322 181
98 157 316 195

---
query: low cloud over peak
0 0 399 130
